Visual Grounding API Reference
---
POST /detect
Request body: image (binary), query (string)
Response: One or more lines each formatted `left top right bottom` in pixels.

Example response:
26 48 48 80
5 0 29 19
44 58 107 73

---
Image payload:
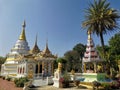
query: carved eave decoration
15 54 36 62
35 52 57 60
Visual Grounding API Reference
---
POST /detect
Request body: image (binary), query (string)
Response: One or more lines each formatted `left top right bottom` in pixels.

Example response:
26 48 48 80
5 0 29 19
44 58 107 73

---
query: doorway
40 64 42 73
35 64 38 74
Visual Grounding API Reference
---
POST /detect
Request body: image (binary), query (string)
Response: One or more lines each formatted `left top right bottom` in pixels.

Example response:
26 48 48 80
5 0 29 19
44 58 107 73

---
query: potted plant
59 77 64 88
59 72 70 88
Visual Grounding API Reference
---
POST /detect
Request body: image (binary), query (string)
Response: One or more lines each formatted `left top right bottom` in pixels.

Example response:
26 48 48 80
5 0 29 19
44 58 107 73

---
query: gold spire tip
19 21 26 40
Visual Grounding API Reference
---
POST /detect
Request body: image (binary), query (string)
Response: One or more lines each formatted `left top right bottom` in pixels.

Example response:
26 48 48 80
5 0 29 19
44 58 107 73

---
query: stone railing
46 76 54 85
33 73 42 79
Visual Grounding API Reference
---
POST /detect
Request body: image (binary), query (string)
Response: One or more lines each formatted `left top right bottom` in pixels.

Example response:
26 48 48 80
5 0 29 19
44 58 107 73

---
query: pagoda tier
6 21 30 61
83 31 101 62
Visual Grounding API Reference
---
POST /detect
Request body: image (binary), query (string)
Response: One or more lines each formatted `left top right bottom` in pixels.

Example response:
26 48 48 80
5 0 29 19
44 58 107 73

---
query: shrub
2 76 5 80
6 77 11 81
59 72 70 88
16 80 24 87
14 77 29 87
101 83 111 90
62 72 70 82
111 71 117 80
111 80 120 89
92 81 101 90
14 78 19 84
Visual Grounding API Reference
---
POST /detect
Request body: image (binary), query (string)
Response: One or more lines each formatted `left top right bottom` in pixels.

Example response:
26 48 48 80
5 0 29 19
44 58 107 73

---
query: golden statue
58 62 62 72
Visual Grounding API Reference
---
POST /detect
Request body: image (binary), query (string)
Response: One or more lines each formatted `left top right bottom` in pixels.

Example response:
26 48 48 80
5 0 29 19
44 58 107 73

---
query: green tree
0 56 6 64
96 45 110 59
73 43 86 73
109 32 120 72
96 44 119 75
64 50 80 72
0 56 6 70
53 59 58 70
57 57 67 71
109 32 120 57
73 43 86 60
82 0 120 56
96 45 110 73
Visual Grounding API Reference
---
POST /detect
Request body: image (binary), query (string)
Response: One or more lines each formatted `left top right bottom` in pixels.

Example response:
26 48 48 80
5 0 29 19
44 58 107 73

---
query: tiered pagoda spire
30 35 40 54
42 39 51 54
83 31 100 62
6 21 30 61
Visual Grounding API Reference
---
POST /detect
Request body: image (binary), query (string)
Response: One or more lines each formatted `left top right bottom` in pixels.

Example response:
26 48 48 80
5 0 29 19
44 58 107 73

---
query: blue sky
0 0 120 57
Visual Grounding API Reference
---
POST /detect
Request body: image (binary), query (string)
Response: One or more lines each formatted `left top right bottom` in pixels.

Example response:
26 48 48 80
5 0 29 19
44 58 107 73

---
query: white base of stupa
53 78 60 88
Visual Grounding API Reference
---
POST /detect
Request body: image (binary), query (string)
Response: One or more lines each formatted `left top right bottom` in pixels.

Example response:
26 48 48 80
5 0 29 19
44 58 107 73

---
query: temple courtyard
0 78 93 90
0 21 120 90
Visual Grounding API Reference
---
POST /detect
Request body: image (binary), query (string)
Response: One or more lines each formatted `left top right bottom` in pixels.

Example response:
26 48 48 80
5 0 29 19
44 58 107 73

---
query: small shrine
53 62 62 88
82 31 105 82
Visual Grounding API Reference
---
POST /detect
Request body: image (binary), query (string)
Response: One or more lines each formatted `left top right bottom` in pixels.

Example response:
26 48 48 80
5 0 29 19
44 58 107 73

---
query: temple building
82 31 103 73
1 21 57 78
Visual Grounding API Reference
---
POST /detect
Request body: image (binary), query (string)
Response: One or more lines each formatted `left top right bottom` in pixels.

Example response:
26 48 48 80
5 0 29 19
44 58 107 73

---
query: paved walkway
0 78 22 90
28 85 93 90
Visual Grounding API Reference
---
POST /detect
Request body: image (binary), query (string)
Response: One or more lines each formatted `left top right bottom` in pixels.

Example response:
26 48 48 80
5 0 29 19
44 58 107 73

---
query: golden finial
19 20 26 41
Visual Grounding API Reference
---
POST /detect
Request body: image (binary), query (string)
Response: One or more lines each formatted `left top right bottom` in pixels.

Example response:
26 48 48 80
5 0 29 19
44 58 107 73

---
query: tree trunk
100 32 105 58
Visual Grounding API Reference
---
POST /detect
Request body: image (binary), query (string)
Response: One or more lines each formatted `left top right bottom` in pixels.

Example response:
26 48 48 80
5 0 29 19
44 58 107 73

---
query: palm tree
82 0 120 56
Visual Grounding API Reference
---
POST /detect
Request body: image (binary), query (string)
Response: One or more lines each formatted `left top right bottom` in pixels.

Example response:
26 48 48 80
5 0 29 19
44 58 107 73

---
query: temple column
42 61 44 70
48 61 51 75
46 61 48 75
37 62 40 76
